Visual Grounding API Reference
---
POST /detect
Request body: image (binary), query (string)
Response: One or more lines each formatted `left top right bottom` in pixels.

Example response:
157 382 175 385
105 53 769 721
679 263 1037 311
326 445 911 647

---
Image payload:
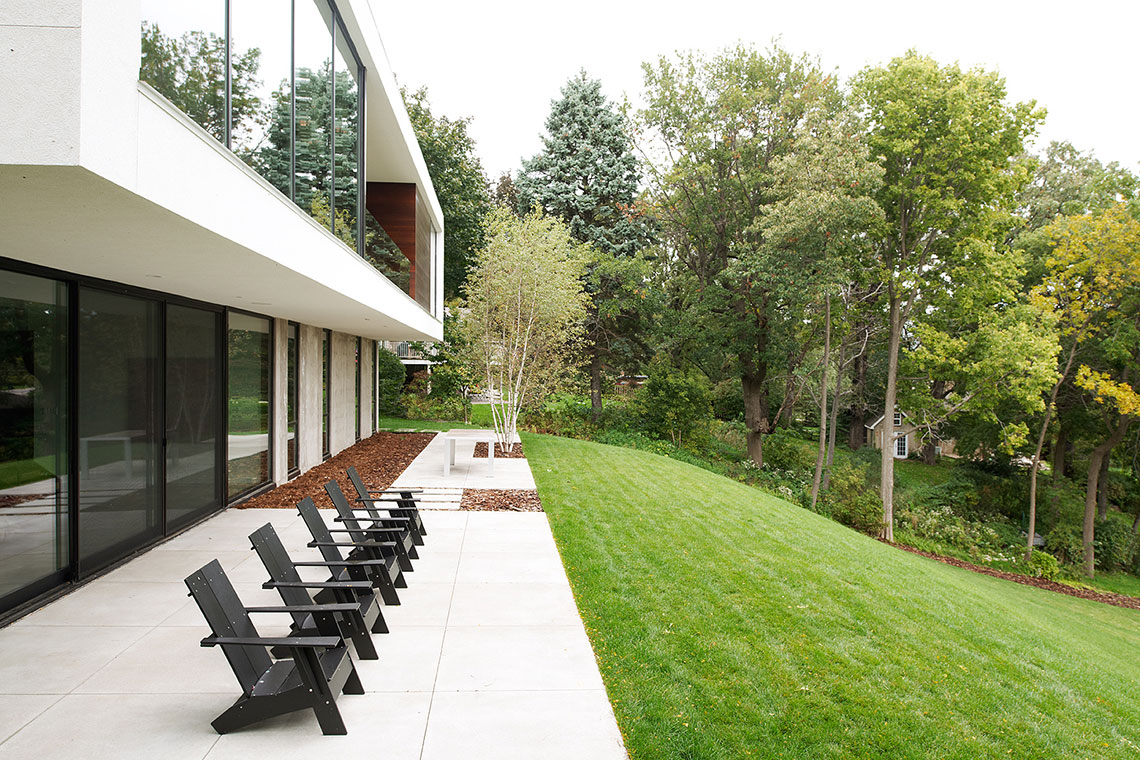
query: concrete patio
0 433 627 759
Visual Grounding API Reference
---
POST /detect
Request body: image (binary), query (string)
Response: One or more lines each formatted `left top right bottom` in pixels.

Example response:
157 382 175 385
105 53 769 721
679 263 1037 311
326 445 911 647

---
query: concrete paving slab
0 696 62 744
435 625 604 692
421 690 627 760
0 693 224 760
0 626 148 694
13 581 189 628
456 551 569 584
447 582 581 627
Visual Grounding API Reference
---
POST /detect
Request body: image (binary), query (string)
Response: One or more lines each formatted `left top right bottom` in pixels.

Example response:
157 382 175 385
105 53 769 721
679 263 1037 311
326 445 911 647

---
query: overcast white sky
374 0 1138 181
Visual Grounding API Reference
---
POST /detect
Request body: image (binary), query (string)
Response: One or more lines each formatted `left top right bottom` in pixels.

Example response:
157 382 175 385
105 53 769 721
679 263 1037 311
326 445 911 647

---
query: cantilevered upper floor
0 0 444 342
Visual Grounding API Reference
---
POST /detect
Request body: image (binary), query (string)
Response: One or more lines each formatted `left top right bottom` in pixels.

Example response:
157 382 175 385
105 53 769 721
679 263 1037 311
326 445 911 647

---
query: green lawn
524 432 1140 759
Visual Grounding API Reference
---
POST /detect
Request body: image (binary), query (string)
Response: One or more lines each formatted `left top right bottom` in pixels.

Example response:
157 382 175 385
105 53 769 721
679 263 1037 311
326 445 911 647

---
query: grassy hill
523 432 1140 759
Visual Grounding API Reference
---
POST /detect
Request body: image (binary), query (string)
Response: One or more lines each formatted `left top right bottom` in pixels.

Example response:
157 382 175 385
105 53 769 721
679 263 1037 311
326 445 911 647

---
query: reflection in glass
333 27 361 250
78 289 161 571
232 0 293 197
287 322 298 473
139 1 227 143
295 0 334 228
227 313 271 498
364 215 412 294
322 329 330 458
166 306 221 529
0 271 68 607
354 337 361 441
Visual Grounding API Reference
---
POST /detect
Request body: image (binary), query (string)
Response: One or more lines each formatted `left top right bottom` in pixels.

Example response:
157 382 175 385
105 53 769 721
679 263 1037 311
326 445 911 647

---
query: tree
403 88 491 299
1034 204 1140 574
517 72 657 417
460 208 590 450
851 52 1044 540
637 44 844 466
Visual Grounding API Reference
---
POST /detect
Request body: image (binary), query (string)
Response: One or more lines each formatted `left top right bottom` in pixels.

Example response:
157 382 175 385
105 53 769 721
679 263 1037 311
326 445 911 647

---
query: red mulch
460 489 544 512
473 442 525 458
235 432 436 510
887 541 1140 612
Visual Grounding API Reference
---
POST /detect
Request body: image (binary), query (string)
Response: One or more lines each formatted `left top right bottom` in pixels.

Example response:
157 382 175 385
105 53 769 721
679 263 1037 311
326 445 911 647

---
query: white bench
442 430 499 477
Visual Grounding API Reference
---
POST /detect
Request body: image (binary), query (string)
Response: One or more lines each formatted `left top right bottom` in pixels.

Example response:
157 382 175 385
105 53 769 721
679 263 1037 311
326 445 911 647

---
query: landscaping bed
460 488 543 512
888 542 1140 612
235 431 435 510
473 441 526 458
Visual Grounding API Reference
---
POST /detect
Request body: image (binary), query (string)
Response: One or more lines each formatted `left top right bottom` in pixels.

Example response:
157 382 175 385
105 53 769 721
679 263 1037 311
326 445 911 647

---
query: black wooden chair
249 523 382 658
185 559 363 735
345 466 426 544
297 496 404 606
324 480 417 572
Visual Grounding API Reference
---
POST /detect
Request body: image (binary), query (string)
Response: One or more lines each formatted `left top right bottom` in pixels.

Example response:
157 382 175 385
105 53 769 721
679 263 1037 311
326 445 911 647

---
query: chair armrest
327 527 406 538
262 580 373 591
293 559 392 568
307 540 396 549
245 603 360 614
369 488 422 495
201 635 341 649
356 497 420 504
334 514 410 524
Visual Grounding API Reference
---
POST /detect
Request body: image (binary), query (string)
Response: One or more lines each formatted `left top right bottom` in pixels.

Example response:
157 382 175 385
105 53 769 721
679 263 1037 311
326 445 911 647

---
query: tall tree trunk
588 349 603 422
1026 340 1079 561
880 293 902 542
1096 453 1111 520
921 441 937 466
847 326 868 450
810 296 831 510
742 368 767 467
1083 416 1133 576
822 342 846 492
1052 422 1069 484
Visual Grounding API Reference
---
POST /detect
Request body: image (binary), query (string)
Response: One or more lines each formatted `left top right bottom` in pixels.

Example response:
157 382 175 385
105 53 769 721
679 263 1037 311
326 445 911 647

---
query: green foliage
1044 525 1084 566
635 358 711 445
401 394 465 421
1026 550 1061 580
711 379 744 421
1094 516 1137 573
761 428 815 472
403 87 491 298
375 348 406 417
822 461 882 534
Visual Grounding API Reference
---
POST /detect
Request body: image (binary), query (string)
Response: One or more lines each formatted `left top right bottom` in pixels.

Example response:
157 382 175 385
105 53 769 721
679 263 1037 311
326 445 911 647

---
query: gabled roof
865 410 910 430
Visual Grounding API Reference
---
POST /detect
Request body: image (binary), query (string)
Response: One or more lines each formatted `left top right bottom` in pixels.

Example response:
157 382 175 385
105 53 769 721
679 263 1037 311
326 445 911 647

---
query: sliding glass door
77 288 162 574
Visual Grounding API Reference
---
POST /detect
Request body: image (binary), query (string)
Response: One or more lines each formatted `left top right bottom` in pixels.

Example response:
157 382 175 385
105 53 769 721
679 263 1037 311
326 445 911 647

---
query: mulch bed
235 432 436 510
888 541 1140 612
460 489 544 512
473 441 525 458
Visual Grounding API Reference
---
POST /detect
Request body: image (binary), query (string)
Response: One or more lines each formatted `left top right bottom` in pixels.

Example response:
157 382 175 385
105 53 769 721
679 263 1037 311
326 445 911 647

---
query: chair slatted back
185 560 271 694
346 466 415 512
298 496 346 564
249 523 310 628
323 481 367 542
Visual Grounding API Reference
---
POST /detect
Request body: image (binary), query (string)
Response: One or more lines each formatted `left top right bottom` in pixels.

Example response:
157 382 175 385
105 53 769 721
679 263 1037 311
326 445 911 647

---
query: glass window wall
78 289 161 572
227 313 271 498
231 0 293 197
138 1 367 261
0 271 69 606
139 2 227 143
322 329 331 458
166 305 222 529
287 322 298 474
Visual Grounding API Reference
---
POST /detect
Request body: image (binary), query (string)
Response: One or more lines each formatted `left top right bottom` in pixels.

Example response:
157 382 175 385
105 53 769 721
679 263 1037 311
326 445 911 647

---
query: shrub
823 461 883 535
1044 525 1083 566
711 380 744 421
1094 515 1136 573
401 394 464 421
376 348 406 416
636 358 712 445
1026 550 1061 581
762 428 814 472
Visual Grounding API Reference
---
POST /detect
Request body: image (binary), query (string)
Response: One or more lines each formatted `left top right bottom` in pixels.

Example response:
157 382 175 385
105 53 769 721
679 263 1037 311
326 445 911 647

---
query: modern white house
0 0 444 620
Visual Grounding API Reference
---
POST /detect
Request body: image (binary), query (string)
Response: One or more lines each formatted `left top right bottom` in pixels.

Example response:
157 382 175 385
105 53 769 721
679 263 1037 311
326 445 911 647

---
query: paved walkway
0 433 627 760
391 430 536 491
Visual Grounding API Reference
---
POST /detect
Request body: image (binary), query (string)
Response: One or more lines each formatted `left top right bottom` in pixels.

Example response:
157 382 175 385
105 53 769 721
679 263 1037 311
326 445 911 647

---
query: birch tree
460 208 590 450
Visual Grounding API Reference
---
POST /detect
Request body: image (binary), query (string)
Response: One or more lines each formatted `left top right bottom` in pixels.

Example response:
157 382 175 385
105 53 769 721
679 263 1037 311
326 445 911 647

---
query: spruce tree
517 72 656 416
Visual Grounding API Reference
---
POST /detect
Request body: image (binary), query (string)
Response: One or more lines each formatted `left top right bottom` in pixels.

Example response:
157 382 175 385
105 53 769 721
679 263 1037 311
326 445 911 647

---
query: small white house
865 411 957 459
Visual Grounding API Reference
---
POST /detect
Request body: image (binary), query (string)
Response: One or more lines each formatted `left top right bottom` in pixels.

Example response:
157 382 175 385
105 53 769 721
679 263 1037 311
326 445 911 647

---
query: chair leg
295 648 347 736
343 662 365 695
